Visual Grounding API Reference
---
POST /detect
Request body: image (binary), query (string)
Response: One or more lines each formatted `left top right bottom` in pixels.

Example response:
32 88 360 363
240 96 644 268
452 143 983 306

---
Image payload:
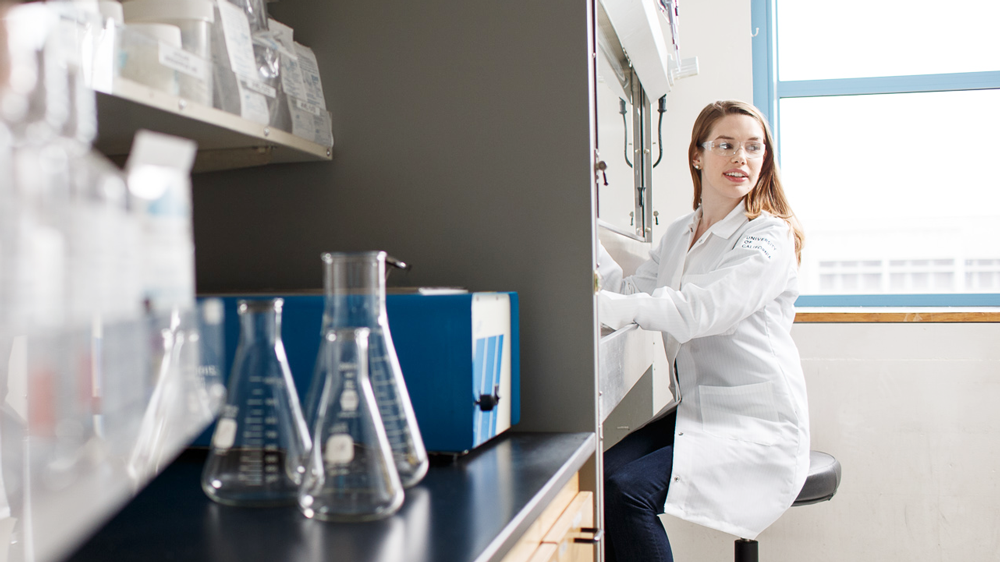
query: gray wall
192 0 600 433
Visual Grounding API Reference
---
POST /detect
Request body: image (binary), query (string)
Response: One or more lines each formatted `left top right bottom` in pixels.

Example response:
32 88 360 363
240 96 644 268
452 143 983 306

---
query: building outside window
751 0 1000 304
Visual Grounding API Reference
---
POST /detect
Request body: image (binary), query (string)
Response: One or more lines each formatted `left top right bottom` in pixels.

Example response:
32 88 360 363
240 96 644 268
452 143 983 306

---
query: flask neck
323 294 386 328
238 301 282 343
321 252 387 329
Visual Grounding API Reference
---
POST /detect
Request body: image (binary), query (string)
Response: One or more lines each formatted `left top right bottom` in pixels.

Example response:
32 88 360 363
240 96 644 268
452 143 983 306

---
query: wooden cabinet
503 473 597 562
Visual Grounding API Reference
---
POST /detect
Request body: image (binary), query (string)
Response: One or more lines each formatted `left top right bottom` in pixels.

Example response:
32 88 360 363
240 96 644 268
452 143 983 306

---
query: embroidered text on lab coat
740 235 776 259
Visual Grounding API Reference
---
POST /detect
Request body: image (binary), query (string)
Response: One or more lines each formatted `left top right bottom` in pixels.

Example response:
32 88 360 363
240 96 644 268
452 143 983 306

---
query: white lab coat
598 204 810 540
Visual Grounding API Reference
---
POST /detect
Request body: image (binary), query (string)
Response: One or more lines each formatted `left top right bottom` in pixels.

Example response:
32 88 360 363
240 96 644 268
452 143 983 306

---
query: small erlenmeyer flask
202 298 310 507
299 328 404 521
303 251 428 488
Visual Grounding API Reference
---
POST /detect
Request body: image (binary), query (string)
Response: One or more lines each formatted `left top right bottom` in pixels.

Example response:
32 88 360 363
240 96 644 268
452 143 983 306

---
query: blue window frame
750 0 1000 307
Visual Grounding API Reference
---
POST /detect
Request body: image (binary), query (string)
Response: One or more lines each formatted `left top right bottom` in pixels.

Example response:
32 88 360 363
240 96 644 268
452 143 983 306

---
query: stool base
735 538 758 562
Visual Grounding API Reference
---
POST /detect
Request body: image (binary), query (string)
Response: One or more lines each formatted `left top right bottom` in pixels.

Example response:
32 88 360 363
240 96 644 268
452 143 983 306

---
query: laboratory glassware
197 298 227 413
128 307 215 482
303 251 428 488
202 298 310 507
299 328 404 521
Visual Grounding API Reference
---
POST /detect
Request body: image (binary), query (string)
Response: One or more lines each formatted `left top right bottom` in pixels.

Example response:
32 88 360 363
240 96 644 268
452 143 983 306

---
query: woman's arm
599 219 795 340
598 232 672 295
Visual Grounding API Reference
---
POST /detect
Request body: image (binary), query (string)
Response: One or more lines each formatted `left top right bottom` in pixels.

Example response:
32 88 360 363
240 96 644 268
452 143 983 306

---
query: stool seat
736 451 842 562
793 450 842 506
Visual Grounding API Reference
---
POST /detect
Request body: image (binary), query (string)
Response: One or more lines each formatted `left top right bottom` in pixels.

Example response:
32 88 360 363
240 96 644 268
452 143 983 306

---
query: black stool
734 451 842 562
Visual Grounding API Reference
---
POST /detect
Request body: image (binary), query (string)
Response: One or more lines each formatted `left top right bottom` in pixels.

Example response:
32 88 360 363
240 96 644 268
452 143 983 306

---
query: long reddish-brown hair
688 100 804 264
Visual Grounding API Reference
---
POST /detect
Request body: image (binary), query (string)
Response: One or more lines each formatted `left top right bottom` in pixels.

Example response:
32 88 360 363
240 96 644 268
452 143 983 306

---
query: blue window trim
779 71 1000 98
750 0 777 126
751 0 1000 308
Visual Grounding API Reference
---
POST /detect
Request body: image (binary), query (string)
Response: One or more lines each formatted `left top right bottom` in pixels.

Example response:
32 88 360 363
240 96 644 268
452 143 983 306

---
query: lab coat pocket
699 382 781 446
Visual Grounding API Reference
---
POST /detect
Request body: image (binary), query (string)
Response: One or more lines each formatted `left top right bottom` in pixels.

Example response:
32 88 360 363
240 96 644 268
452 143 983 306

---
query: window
751 0 1000 305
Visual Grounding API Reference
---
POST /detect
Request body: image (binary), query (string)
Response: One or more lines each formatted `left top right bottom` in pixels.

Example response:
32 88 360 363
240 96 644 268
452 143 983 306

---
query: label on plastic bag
236 81 270 124
315 111 334 147
294 43 326 109
217 0 258 80
239 77 277 99
289 98 313 139
290 100 333 146
279 52 308 101
292 97 322 117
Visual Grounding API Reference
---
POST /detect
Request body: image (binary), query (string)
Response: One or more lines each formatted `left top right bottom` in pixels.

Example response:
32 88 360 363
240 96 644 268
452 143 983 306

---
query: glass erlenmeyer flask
303 251 428 488
299 328 403 521
202 298 310 506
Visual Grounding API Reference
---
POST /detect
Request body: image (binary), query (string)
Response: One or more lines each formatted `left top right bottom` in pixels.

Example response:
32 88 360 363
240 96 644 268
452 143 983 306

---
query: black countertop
64 432 596 562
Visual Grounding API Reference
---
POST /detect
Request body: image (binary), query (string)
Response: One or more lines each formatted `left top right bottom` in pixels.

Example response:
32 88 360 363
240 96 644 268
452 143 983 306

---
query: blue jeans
603 412 677 562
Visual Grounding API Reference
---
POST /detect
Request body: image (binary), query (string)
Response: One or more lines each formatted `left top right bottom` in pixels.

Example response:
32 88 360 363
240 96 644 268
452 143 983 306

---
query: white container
123 0 214 106
118 23 182 95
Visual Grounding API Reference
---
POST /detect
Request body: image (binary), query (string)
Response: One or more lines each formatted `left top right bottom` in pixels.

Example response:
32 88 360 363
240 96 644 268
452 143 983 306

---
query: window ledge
794 307 1000 323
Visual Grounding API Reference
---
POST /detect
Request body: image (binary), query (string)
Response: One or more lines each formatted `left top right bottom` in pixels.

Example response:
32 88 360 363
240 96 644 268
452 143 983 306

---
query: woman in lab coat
598 100 810 562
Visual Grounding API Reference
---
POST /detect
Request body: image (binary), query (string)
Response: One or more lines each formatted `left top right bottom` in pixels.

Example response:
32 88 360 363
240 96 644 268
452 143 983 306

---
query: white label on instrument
213 418 238 450
159 42 209 79
340 389 359 412
325 434 354 465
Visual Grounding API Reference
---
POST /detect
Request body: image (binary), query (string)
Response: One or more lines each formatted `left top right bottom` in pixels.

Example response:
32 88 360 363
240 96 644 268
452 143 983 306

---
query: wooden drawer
545 540 595 562
542 491 595 562
505 486 597 562
525 543 560 562
501 474 580 562
522 539 593 562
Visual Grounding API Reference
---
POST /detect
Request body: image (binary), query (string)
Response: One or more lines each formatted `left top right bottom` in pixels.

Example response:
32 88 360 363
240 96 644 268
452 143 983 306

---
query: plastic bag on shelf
267 20 332 147
211 0 282 127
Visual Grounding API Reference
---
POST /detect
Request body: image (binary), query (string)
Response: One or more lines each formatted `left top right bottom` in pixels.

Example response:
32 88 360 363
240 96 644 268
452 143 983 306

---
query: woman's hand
597 290 638 330
597 243 624 293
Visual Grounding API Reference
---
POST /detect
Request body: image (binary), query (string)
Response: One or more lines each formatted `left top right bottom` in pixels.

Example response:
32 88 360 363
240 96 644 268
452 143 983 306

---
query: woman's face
692 114 766 208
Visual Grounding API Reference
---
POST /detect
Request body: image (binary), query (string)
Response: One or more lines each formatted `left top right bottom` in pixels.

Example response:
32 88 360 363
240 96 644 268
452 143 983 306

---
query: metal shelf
94 78 333 173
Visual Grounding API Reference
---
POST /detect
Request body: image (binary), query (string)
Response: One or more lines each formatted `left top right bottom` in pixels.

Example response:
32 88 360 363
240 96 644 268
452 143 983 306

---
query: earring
693 163 701 170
